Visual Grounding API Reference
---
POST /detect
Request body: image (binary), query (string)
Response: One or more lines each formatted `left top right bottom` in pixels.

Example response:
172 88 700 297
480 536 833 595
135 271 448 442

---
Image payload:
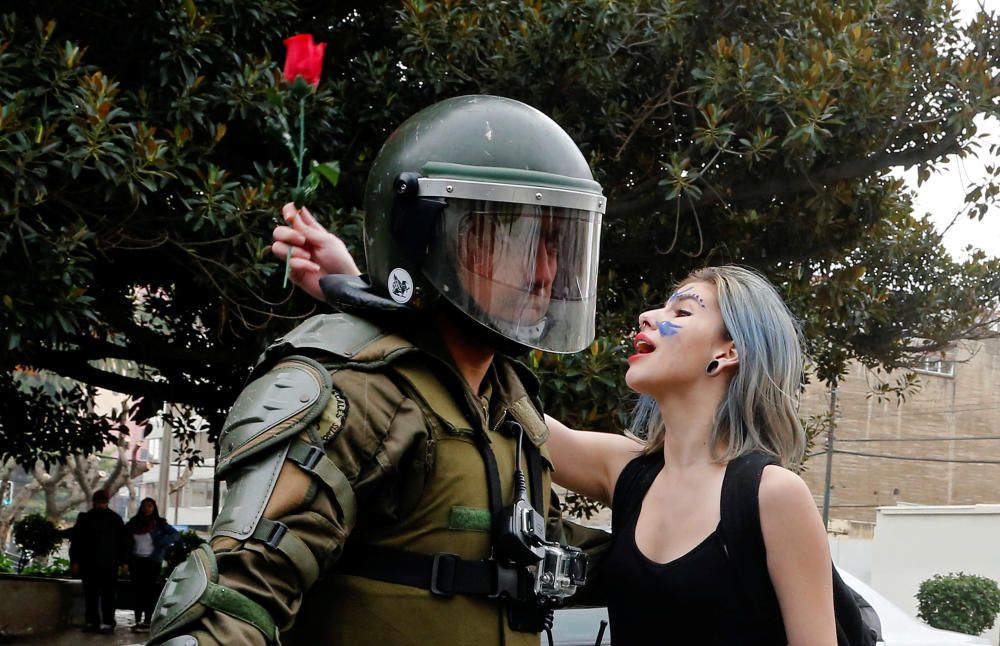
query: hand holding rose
271 203 360 301
278 33 340 287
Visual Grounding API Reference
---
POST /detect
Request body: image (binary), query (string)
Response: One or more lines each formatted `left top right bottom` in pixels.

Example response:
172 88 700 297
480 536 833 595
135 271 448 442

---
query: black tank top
601 457 788 645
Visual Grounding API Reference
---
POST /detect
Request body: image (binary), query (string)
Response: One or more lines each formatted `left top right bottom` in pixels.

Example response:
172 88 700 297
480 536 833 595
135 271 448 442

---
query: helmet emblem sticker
388 268 414 304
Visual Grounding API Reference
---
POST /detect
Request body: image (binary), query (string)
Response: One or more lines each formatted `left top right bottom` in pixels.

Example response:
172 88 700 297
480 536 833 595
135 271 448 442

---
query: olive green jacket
169 313 568 646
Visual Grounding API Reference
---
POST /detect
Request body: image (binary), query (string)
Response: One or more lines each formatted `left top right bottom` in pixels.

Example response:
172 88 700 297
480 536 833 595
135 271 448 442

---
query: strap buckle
259 520 288 550
489 561 522 600
430 553 459 597
297 443 325 472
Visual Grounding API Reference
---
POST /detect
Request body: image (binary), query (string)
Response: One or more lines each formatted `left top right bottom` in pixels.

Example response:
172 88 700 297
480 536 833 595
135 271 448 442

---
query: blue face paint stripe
657 320 682 337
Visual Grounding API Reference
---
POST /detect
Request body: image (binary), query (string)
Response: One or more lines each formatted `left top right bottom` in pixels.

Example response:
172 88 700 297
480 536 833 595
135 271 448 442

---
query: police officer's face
455 206 561 324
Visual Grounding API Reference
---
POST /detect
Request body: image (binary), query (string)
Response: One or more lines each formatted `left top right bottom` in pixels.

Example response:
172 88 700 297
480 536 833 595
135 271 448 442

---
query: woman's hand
270 202 362 301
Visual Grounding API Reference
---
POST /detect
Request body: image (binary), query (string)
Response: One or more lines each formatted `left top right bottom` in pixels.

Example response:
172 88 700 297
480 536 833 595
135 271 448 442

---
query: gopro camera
533 544 587 601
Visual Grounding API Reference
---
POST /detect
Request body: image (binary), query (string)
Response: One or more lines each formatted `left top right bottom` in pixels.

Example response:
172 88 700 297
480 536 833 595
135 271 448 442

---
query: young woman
543 266 835 644
125 497 178 632
271 205 837 645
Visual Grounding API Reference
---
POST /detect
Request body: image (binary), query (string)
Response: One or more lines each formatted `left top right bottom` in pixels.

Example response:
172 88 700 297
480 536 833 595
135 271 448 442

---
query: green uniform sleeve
152 367 430 646
544 490 613 607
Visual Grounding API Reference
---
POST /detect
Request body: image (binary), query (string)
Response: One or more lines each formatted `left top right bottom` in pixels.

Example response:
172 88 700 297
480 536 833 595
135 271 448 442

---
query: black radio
494 423 588 604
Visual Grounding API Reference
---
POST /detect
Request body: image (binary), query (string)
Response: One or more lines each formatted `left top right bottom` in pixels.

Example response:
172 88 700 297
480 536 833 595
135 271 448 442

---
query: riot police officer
147 95 606 646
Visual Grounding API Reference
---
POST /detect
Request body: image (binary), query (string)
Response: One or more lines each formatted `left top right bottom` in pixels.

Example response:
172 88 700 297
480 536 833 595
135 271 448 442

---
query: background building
137 416 216 531
802 336 1000 524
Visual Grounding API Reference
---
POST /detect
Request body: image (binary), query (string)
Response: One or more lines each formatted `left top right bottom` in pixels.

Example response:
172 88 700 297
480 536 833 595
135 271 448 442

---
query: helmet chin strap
319 274 412 314
436 299 548 358
491 315 549 347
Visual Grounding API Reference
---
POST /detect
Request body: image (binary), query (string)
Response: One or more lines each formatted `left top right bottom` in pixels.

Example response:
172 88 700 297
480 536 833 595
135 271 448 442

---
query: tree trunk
4 433 153 535
0 463 40 551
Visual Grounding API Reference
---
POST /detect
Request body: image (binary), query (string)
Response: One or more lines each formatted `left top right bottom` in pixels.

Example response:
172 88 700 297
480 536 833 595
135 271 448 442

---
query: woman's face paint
657 320 683 337
669 286 707 309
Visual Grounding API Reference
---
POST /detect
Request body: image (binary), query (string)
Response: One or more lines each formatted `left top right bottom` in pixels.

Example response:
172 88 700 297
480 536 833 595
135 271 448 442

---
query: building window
186 480 213 508
915 358 955 377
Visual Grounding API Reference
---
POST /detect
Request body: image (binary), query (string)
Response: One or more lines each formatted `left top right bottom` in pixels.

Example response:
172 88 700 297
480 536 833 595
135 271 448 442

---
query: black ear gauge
706 360 719 374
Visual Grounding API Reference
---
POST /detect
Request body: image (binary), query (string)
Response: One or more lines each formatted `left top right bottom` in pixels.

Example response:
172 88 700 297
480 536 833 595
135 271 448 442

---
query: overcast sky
898 0 1000 259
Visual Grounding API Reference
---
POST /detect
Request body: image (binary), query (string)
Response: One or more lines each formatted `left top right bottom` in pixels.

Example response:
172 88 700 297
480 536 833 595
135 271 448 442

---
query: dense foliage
917 572 1000 636
2 1 999 464
11 513 62 571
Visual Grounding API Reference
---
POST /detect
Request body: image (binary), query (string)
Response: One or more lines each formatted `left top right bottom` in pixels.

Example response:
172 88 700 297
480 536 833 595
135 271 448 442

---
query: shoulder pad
258 313 415 368
216 356 330 475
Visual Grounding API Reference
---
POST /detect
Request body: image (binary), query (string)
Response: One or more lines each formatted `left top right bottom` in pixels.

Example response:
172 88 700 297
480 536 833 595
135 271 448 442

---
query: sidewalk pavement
12 610 144 646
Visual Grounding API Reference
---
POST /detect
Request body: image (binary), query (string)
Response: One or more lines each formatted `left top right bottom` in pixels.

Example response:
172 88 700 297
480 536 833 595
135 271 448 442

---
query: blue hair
632 265 806 468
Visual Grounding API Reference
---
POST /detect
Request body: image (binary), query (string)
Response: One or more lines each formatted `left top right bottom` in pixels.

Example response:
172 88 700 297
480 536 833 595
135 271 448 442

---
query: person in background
125 497 178 632
69 489 128 634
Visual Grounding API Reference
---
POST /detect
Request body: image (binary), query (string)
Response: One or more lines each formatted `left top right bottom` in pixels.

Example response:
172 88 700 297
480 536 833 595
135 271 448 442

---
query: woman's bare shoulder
758 465 821 525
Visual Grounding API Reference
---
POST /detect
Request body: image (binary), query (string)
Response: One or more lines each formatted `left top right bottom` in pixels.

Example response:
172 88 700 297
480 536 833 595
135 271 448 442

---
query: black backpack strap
611 452 664 536
718 452 785 628
720 452 878 646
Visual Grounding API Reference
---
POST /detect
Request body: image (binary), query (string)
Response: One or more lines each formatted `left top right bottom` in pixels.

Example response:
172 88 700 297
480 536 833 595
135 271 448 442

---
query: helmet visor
423 198 602 353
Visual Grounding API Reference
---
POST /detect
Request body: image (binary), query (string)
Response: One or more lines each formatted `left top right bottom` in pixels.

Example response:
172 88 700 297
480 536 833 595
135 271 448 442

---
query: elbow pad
149 544 279 645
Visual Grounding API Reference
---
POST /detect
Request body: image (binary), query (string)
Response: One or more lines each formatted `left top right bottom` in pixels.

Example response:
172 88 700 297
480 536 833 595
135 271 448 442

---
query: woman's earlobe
706 360 719 374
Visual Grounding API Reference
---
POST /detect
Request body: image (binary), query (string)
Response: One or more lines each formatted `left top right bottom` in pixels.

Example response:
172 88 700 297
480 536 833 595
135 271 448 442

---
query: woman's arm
759 465 837 646
544 414 643 506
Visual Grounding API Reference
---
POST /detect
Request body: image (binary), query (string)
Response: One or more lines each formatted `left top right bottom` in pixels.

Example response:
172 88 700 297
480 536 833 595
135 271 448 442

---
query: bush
916 572 1000 636
11 514 62 572
21 557 71 577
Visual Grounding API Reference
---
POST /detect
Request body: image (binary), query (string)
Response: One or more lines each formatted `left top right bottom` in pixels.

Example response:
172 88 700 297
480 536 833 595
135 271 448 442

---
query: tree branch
168 465 194 495
607 128 965 221
20 347 233 410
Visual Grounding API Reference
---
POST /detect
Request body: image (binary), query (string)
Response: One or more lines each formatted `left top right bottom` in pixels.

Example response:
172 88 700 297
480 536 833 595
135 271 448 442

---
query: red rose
283 34 326 86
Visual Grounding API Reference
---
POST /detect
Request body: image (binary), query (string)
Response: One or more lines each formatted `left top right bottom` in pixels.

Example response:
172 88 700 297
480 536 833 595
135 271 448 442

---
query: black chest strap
524 433 545 513
473 430 504 529
337 358 549 605
335 543 530 600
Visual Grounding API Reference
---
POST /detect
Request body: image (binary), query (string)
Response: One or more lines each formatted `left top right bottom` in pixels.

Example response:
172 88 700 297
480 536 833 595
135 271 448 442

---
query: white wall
872 505 1000 645
829 536 873 584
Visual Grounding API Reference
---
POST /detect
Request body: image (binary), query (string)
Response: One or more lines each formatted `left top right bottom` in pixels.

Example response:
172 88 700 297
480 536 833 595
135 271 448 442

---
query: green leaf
311 160 340 188
266 87 284 108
